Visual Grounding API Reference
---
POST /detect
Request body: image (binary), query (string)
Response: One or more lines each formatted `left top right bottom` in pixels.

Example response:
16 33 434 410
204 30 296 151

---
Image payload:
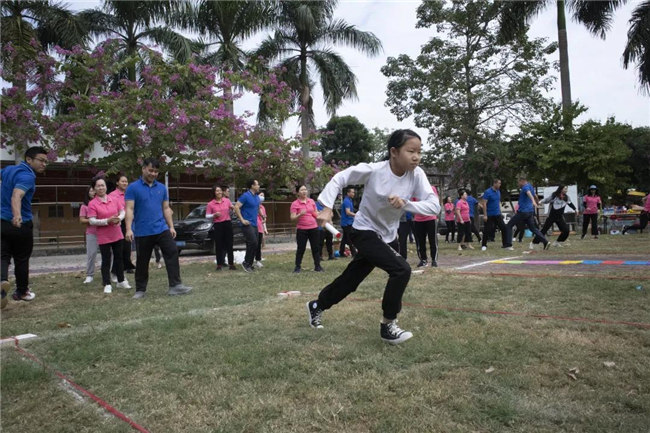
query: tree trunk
556 0 572 120
299 50 311 160
224 85 234 115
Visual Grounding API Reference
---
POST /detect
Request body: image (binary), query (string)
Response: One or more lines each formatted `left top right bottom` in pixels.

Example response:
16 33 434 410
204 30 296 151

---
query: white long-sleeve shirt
318 161 440 243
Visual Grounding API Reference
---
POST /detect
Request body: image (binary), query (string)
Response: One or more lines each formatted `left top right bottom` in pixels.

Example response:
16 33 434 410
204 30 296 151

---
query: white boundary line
455 256 521 270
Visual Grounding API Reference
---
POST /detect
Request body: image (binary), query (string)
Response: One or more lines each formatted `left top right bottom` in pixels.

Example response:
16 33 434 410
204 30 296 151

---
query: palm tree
255 0 382 158
78 0 194 84
498 0 625 117
623 1 650 95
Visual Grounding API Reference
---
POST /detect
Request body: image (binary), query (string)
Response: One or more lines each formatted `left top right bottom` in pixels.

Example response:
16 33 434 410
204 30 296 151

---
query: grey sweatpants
85 233 99 277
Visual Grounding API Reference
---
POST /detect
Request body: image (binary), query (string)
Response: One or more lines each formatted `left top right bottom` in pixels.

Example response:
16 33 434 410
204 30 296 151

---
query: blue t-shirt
466 195 478 218
340 196 355 227
316 201 324 231
482 187 502 217
124 177 169 237
237 191 259 227
405 211 413 221
1 162 36 222
518 183 535 213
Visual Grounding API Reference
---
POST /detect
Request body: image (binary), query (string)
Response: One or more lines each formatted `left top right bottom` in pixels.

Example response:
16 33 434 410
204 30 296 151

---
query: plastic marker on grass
324 223 341 239
278 290 301 298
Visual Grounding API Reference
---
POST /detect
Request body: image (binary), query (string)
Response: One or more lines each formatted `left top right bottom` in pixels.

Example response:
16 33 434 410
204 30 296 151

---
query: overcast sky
53 1 650 144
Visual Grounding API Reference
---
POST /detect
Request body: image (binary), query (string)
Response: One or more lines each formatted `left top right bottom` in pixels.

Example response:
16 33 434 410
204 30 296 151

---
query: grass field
2 234 649 432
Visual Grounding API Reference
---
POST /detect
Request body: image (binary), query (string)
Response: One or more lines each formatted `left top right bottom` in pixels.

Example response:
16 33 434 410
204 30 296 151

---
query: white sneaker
83 276 93 284
103 284 113 294
552 241 563 247
110 273 118 283
254 260 264 269
156 262 163 269
481 246 487 251
458 245 463 251
116 280 131 289
529 242 535 250
503 246 514 251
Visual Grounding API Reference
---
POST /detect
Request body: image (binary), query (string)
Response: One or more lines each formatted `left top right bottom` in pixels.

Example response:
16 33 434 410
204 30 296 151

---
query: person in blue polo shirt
234 179 261 273
505 175 548 249
339 186 358 257
1 146 48 307
480 179 512 251
124 158 192 299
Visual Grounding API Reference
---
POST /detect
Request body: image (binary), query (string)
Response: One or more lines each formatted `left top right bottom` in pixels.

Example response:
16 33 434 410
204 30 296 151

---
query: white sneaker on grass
110 273 118 283
529 242 535 250
83 276 93 284
254 260 264 269
552 241 563 247
116 280 131 289
380 320 413 345
481 246 487 251
103 285 113 294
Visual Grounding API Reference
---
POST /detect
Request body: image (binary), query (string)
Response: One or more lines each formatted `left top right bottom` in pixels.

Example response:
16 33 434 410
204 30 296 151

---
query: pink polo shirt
87 196 124 245
79 204 97 236
583 195 601 214
206 198 232 223
413 186 438 222
258 204 267 234
108 188 126 209
456 199 470 223
444 202 455 221
290 198 318 230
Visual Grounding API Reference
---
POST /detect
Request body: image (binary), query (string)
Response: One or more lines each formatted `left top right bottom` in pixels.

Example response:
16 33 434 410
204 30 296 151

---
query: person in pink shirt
79 186 98 284
255 193 268 268
581 185 602 239
206 185 235 271
443 196 456 243
413 185 439 267
290 185 323 273
87 177 131 293
455 189 473 250
622 194 649 234
109 174 136 276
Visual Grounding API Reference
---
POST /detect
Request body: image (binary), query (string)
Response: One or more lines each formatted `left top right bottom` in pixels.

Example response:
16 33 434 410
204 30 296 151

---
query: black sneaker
543 241 550 250
417 260 427 268
216 265 223 271
380 320 413 345
293 266 301 273
314 266 324 272
431 261 438 268
241 263 254 273
328 255 336 261
306 300 324 329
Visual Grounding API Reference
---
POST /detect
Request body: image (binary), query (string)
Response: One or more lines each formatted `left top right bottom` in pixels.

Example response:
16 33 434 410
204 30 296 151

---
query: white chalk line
455 256 521 270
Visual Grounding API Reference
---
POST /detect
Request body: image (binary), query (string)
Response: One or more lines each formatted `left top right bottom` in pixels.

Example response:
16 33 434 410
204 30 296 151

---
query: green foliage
319 115 371 165
367 127 390 163
623 127 650 192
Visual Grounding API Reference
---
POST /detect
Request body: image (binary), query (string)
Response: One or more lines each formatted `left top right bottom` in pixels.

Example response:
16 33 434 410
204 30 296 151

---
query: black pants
212 221 233 266
1 219 33 295
256 232 263 261
533 212 570 243
582 214 599 237
482 215 507 248
444 220 455 242
154 245 162 262
99 240 124 285
625 211 649 233
295 228 320 269
112 221 135 273
397 221 411 259
319 229 334 259
134 230 182 292
339 225 357 256
241 224 258 268
414 220 438 263
317 229 409 320
469 216 481 242
457 222 472 244
506 212 546 247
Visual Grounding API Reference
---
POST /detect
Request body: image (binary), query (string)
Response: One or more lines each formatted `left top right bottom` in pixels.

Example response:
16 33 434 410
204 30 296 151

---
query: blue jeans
505 212 546 247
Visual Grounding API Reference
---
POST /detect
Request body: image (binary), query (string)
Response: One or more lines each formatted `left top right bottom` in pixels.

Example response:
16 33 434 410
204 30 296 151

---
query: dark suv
173 205 245 254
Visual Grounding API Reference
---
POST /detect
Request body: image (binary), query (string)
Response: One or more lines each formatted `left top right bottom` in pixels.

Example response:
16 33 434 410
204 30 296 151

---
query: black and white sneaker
417 260 428 268
306 300 324 329
380 320 413 345
241 263 254 273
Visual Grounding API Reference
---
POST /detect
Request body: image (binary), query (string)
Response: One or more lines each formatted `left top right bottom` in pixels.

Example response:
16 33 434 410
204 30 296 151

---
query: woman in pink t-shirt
443 196 456 243
290 185 322 273
206 185 235 271
255 194 269 268
413 185 439 267
79 186 98 284
455 189 473 250
581 185 602 239
87 177 130 293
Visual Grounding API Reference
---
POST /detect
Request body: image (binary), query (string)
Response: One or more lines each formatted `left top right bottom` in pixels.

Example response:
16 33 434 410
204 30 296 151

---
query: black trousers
112 221 135 273
339 225 357 256
482 215 507 248
1 219 33 295
506 212 546 247
457 222 472 244
241 224 258 267
533 212 570 243
319 229 334 259
414 220 438 263
317 229 409 320
625 211 649 232
212 221 234 266
397 221 411 259
469 216 481 242
444 220 455 242
99 240 124 285
295 228 321 268
582 214 599 236
256 232 263 261
134 230 181 291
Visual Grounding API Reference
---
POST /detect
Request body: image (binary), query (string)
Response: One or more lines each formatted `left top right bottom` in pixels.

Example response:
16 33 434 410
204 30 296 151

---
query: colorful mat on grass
492 259 650 266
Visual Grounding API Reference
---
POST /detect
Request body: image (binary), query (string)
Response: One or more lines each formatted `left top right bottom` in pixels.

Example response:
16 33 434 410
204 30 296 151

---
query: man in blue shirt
339 187 357 257
505 175 548 249
234 179 260 272
480 179 512 251
125 158 192 299
1 146 48 307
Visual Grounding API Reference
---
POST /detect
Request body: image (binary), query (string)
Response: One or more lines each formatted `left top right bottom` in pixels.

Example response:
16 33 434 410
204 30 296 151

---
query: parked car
173 205 245 254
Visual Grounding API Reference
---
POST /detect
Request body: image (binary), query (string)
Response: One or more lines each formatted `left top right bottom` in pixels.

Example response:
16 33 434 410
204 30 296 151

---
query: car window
186 206 206 219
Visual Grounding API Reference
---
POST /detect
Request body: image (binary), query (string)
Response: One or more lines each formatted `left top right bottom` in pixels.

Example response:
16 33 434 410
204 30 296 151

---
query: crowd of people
2 141 649 343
